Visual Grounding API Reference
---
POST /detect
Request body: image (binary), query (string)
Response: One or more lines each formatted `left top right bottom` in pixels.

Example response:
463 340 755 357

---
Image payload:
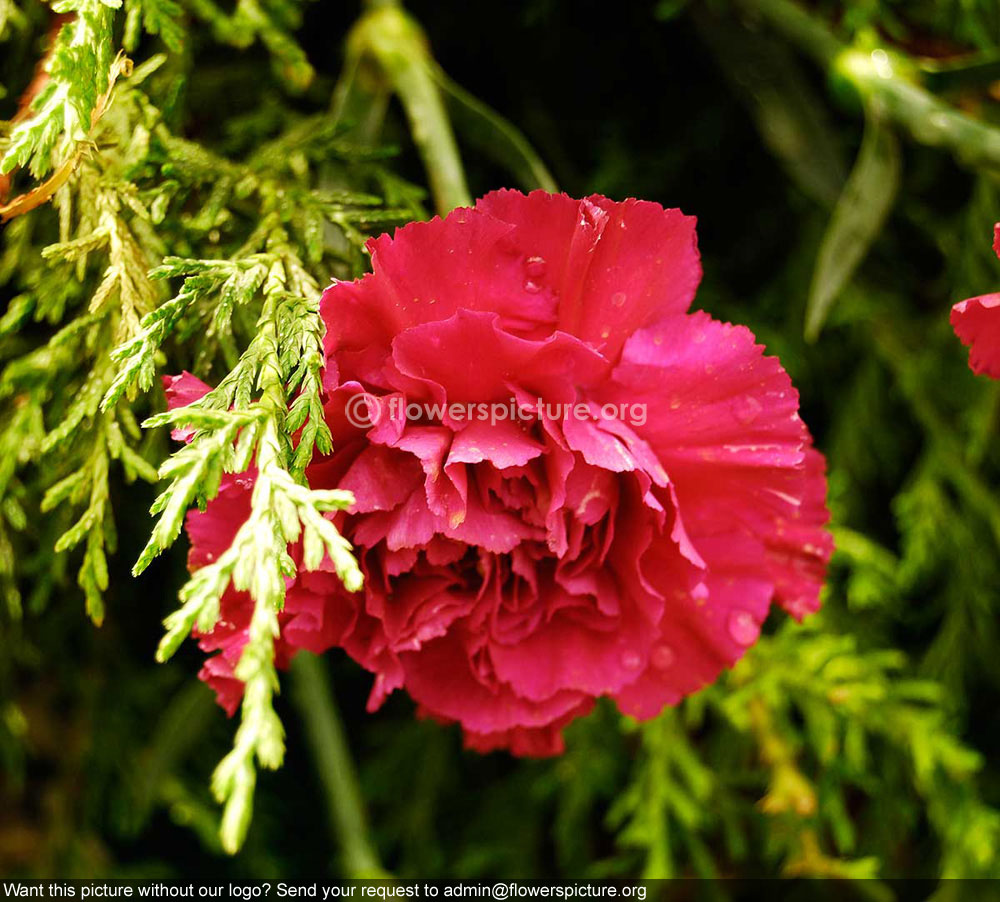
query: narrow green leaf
805 109 900 341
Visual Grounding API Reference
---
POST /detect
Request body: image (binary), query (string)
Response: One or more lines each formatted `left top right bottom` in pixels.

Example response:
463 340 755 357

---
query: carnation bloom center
355 399 663 690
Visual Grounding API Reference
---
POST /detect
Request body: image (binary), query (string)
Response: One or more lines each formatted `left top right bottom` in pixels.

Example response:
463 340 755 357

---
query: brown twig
0 51 132 222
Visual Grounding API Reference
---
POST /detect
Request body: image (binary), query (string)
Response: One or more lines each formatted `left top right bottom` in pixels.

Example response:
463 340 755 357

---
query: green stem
734 0 1000 172
344 1 472 214
290 651 386 877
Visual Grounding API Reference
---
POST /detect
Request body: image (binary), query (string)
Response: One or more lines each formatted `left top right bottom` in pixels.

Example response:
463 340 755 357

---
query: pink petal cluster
174 190 833 755
952 223 1000 379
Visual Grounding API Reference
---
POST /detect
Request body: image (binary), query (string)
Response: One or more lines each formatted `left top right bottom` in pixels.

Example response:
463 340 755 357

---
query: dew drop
732 395 762 425
929 112 950 131
870 48 892 79
651 644 675 670
523 256 546 293
727 610 761 647
524 255 547 278
611 291 627 308
622 651 642 670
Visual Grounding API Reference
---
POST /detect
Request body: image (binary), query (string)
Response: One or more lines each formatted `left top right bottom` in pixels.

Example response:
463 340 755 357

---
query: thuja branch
732 0 1000 172
0 59 164 621
1 0 410 859
720 623 1000 877
0 0 117 181
868 323 1000 551
134 233 363 853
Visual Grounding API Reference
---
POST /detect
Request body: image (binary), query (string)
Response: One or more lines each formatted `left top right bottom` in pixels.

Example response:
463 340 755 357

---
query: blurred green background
3 0 1000 886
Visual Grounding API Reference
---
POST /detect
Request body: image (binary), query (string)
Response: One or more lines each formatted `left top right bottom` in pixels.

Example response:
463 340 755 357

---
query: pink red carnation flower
173 190 833 755
951 223 1000 379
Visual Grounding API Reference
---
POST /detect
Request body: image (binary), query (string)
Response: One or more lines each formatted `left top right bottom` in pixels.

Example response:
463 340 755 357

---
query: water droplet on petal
611 291 627 308
525 255 546 277
523 256 547 293
651 644 675 670
622 651 642 670
732 395 762 425
728 610 761 646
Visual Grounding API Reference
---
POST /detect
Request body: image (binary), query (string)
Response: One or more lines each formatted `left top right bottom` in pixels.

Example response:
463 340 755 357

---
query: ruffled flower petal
951 223 1000 379
477 190 701 359
952 293 1000 379
602 311 831 617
